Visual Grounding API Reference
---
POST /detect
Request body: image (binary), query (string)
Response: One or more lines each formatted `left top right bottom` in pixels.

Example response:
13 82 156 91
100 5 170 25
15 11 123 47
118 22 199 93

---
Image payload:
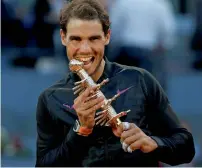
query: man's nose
79 41 91 53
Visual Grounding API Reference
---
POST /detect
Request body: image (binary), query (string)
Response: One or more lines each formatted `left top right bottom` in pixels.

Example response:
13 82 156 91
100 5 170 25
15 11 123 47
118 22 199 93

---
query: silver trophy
69 59 130 137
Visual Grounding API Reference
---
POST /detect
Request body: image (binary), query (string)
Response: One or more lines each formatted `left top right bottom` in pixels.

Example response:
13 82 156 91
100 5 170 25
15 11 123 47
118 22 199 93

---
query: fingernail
122 142 128 152
127 147 133 153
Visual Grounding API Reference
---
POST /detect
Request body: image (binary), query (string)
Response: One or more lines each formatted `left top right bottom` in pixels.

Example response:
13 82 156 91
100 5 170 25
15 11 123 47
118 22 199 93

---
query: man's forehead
66 19 104 36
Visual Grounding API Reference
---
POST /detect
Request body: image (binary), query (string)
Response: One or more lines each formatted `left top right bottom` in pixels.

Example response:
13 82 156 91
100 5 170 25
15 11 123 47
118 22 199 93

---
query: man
36 0 195 166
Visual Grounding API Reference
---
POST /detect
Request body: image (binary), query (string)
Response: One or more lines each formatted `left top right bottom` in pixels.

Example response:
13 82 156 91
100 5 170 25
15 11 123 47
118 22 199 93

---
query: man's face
60 19 110 76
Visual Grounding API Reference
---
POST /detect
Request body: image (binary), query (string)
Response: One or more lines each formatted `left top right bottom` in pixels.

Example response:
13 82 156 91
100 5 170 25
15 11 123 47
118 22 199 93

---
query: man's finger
122 133 142 152
122 142 129 152
121 126 139 142
122 122 131 131
127 139 143 153
82 96 104 110
85 100 105 114
123 133 142 146
85 92 99 102
80 87 93 98
113 122 130 138
119 122 135 133
75 86 97 104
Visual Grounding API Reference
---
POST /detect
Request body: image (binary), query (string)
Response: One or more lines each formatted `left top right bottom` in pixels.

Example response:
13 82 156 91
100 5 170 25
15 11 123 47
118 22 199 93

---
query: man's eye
70 37 81 41
90 37 100 41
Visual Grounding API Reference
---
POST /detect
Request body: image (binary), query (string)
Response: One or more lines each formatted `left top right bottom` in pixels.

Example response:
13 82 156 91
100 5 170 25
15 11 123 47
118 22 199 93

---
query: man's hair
60 0 110 35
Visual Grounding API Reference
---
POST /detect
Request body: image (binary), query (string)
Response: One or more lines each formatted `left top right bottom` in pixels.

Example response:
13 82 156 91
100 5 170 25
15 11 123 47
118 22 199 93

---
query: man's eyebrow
69 35 81 40
68 35 102 40
89 35 102 39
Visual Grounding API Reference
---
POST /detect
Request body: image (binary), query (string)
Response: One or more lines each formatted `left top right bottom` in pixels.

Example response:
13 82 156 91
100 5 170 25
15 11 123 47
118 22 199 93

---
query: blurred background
1 0 202 166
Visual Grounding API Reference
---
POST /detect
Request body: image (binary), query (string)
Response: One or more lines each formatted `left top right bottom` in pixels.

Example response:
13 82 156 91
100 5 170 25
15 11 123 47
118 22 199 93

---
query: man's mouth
77 57 95 65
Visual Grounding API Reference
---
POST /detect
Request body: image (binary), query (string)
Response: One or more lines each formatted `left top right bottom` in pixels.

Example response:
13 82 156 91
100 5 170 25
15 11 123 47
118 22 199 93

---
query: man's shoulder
111 61 148 77
110 62 157 88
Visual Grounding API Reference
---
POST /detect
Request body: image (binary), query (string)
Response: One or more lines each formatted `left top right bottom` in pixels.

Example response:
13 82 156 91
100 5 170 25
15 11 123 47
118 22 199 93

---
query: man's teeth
80 57 93 62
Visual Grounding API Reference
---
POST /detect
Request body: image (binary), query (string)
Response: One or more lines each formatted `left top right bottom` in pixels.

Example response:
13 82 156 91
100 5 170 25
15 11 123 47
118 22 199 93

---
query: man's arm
141 70 195 165
36 93 92 167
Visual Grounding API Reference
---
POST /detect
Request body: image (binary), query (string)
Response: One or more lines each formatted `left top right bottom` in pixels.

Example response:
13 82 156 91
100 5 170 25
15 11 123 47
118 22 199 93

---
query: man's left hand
120 123 158 153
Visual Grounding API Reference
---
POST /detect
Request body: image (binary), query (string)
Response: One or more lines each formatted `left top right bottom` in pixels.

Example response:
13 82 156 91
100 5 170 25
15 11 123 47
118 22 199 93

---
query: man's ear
60 29 67 46
105 29 111 45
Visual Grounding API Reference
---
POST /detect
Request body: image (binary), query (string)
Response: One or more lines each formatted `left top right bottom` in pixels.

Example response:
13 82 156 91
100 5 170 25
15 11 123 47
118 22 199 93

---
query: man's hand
73 86 105 129
119 123 158 153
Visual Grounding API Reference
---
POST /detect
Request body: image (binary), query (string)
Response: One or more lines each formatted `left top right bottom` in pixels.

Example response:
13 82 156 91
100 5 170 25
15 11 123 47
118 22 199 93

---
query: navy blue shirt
36 59 195 167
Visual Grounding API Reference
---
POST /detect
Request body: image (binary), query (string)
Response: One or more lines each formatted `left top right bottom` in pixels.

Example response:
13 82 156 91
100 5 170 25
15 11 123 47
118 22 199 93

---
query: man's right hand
73 86 105 129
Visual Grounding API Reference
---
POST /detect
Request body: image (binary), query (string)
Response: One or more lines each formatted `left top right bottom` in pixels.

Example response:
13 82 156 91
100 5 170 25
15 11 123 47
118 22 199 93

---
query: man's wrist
150 137 158 150
78 126 93 136
73 120 93 136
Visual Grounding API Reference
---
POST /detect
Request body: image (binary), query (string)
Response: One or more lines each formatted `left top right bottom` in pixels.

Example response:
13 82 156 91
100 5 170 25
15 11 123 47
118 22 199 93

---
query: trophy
69 59 130 137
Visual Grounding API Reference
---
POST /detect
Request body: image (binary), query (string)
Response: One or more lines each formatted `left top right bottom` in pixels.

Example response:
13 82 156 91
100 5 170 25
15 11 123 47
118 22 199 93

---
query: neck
91 59 105 82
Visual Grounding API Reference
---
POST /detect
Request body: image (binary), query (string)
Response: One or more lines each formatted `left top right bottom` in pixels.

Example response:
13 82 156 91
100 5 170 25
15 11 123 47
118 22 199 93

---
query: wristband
78 126 93 136
73 120 93 136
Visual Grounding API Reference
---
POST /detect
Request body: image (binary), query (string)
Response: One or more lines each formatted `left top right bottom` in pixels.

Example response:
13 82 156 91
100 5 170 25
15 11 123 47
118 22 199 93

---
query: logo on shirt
63 103 74 110
117 86 134 95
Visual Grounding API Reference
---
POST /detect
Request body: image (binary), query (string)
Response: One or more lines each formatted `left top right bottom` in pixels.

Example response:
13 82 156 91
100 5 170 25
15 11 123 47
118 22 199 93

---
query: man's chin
84 60 104 79
85 68 94 76
84 62 96 75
